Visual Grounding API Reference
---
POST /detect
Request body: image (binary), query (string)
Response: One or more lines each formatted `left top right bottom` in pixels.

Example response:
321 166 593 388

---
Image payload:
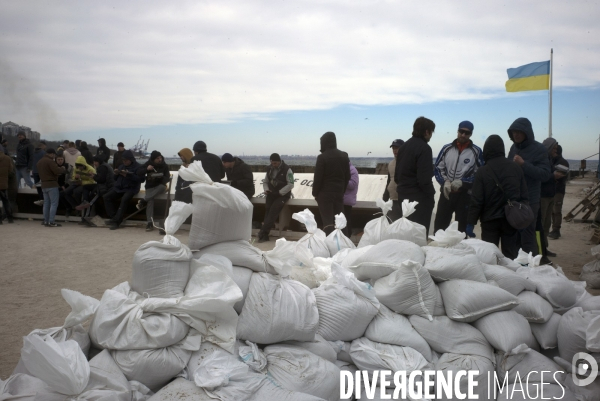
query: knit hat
193 141 207 152
390 139 405 148
270 153 281 162
117 142 125 147
122 150 135 162
221 153 234 162
458 121 474 131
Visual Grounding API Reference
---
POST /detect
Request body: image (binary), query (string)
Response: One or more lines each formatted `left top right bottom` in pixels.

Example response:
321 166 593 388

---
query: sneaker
75 201 91 211
548 230 561 240
136 200 147 210
33 200 44 206
47 222 62 227
546 250 557 257
540 256 553 265
145 222 154 232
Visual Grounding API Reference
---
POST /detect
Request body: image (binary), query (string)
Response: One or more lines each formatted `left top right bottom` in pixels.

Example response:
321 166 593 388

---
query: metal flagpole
549 48 553 138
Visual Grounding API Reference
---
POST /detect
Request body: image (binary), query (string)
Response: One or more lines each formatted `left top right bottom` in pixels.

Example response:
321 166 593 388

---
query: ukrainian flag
505 61 550 92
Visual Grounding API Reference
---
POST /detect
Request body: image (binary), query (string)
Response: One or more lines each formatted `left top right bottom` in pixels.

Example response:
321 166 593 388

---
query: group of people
384 116 568 264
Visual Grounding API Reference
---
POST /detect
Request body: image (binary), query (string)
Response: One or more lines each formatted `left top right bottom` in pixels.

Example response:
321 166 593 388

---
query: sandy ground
1 176 598 379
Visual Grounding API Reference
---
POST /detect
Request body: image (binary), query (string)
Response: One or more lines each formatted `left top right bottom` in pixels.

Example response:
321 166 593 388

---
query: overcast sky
1 0 599 158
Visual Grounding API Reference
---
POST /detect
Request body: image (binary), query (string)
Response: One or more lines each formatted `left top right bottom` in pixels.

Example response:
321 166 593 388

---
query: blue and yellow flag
505 61 550 92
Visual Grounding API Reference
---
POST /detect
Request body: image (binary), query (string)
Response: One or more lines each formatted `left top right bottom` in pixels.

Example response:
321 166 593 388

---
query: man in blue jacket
507 118 551 255
103 150 144 230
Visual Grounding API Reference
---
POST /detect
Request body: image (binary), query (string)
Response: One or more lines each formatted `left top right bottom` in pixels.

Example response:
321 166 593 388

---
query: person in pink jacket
342 162 359 237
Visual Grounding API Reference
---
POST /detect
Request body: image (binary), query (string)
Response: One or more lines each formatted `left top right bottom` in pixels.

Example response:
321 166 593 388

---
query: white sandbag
581 259 600 289
329 341 354 363
373 260 437 319
422 246 486 283
290 255 333 289
231 266 253 314
438 279 519 322
578 295 600 312
513 290 554 323
530 313 562 349
473 310 539 353
347 239 425 281
435 353 494 401
357 199 393 247
364 305 433 361
281 334 338 363
428 221 465 247
325 213 356 256
562 374 600 401
237 273 319 344
409 315 494 361
148 378 214 401
497 383 577 401
495 344 565 384
462 238 504 264
482 263 536 295
433 285 445 316
314 263 380 341
349 337 429 374
131 201 193 298
498 255 523 271
264 344 340 401
293 208 331 258
0 373 54 400
557 307 600 361
588 314 600 352
381 200 428 246
555 279 592 315
112 329 201 392
181 161 253 250
517 264 578 310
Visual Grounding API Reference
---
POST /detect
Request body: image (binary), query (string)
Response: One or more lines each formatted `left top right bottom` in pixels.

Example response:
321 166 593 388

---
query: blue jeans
16 167 34 188
42 187 60 223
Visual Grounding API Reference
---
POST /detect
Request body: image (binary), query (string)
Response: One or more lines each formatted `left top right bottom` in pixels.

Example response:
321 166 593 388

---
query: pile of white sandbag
4 172 600 400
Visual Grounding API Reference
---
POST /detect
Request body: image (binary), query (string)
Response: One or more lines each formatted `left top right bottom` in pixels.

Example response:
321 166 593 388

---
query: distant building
1 122 40 141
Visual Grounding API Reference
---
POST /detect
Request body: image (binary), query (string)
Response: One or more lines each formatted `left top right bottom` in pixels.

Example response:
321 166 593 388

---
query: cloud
0 0 598 137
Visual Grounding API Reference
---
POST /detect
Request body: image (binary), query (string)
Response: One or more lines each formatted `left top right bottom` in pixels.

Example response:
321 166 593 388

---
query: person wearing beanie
136 150 170 231
506 117 551 256
191 140 224 182
175 148 194 204
103 149 143 230
548 145 569 240
467 135 528 259
433 120 484 235
96 138 111 164
383 139 405 221
312 132 351 236
36 148 66 227
221 153 255 200
112 142 125 170
258 153 295 242
395 117 436 235
0 145 15 223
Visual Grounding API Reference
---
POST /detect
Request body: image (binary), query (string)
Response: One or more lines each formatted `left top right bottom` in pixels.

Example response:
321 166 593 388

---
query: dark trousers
316 191 344 236
64 184 97 209
400 194 435 237
434 190 470 233
518 202 540 256
343 205 353 237
0 189 13 219
387 200 403 222
103 188 135 224
260 193 290 237
481 218 518 259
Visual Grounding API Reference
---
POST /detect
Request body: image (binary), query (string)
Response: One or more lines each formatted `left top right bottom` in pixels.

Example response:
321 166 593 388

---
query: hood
65 148 79 155
97 138 106 147
122 150 136 162
193 141 207 152
178 148 193 163
75 155 91 167
507 117 535 144
150 150 162 161
556 144 563 157
482 135 505 162
542 137 557 154
234 157 245 165
320 132 337 152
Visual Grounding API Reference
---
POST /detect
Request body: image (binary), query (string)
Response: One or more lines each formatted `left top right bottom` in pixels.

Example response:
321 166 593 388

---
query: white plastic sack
422 246 486 283
325 213 356 255
579 295 600 312
281 334 338 363
495 344 565 384
357 199 393 248
517 265 579 310
472 310 539 353
314 263 380 341
364 305 433 361
482 263 536 296
329 341 353 363
231 266 253 314
264 344 341 401
290 256 333 289
530 313 562 349
293 208 331 258
373 260 437 320
182 161 253 250
428 221 465 247
438 279 519 322
132 201 193 298
562 374 600 401
349 337 429 374
409 315 494 362
435 353 494 401
462 238 504 264
513 290 554 323
498 255 523 272
557 307 600 361
237 273 319 344
382 200 428 246
347 239 425 281
581 259 600 289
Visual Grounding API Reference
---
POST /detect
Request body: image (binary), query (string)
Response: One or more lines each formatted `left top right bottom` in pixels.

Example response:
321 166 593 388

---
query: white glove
443 181 452 200
451 180 463 192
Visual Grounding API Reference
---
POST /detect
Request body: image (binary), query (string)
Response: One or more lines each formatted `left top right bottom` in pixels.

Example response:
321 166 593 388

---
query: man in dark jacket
96 138 111 164
37 148 66 227
507 118 551 255
394 116 436 235
467 135 528 259
383 139 405 222
79 141 94 165
221 153 254 200
539 138 565 260
312 132 351 235
103 150 144 230
15 130 34 189
112 142 125 169
258 153 295 242
32 140 47 205
136 150 170 231
0 145 15 224
191 141 224 183
549 145 569 239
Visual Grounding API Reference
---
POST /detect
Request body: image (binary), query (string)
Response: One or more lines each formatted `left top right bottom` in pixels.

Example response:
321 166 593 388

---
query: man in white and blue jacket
434 120 484 235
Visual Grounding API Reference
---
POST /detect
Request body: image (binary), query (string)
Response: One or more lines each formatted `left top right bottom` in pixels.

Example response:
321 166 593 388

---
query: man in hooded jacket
467 135 528 259
103 150 144 230
549 145 569 239
221 153 254 200
539 137 565 258
136 150 170 231
96 138 111 164
507 118 551 255
191 141 224 183
312 132 351 235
